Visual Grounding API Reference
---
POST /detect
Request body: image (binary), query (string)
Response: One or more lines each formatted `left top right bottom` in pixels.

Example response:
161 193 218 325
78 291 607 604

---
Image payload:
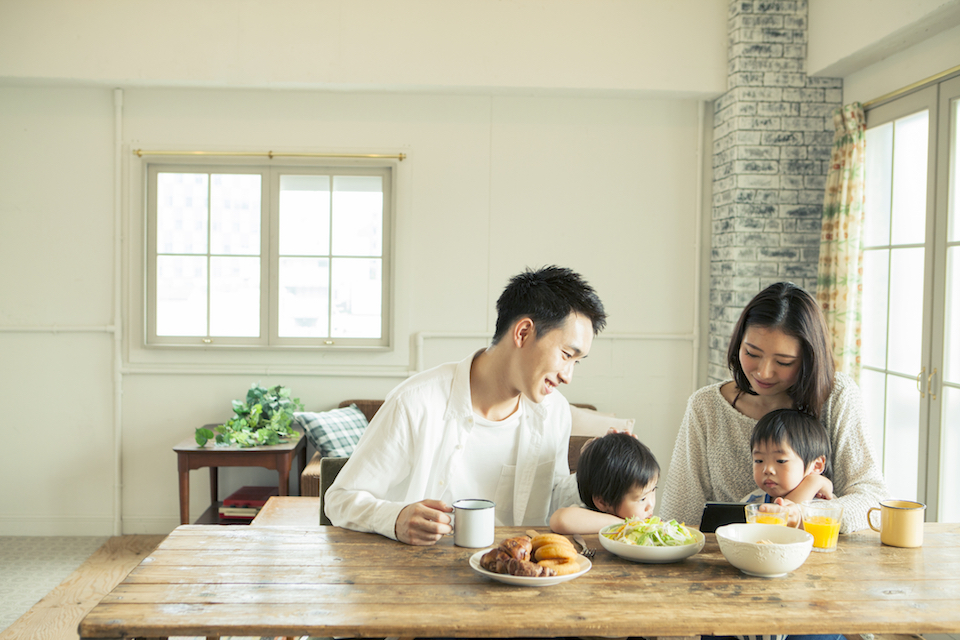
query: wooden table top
79 514 960 640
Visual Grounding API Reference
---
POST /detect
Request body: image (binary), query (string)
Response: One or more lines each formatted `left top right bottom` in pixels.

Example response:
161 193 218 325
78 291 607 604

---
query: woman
660 282 886 533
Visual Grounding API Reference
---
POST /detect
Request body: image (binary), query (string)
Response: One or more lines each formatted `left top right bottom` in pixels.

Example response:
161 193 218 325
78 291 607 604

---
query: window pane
279 175 330 256
156 255 207 336
331 258 382 338
950 97 960 242
864 122 893 247
885 374 920 501
210 257 260 337
859 368 886 461
861 249 890 368
210 174 261 255
332 176 383 257
278 257 329 337
887 247 924 375
946 247 960 382
891 111 929 245
157 173 208 254
940 386 960 522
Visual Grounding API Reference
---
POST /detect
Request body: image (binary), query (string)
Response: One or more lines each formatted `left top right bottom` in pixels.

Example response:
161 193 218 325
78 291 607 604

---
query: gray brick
729 72 767 87
711 261 736 276
738 262 781 277
782 262 818 278
739 116 783 130
809 145 832 161
804 175 827 190
734 86 785 101
781 146 807 159
782 88 824 102
758 101 800 116
739 146 780 160
730 42 784 58
784 44 806 59
780 174 804 189
764 219 784 232
765 72 807 87
784 15 807 29
756 189 780 203
713 218 735 234
736 203 778 217
804 131 834 146
783 116 828 131
799 189 823 204
762 130 804 145
735 159 780 173
782 159 819 174
806 76 842 88
781 203 821 217
741 14 784 28
739 174 781 189
761 29 799 44
729 1 755 18
759 246 801 260
825 88 842 102
779 189 798 204
714 175 737 193
732 58 804 74
756 1 800 13
730 27 767 44
782 232 820 247
801 102 837 118
796 218 822 233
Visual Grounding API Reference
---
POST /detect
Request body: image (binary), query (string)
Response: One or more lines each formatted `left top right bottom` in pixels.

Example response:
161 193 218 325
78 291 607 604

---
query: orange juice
753 513 787 525
803 515 840 550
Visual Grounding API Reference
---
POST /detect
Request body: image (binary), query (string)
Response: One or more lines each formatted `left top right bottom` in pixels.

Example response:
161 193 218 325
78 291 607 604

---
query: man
324 266 607 545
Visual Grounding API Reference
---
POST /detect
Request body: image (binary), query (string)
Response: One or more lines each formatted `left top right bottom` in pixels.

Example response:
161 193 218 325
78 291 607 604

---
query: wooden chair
318 456 349 525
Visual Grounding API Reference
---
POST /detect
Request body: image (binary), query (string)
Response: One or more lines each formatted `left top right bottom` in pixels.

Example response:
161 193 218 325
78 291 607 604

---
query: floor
0 536 957 640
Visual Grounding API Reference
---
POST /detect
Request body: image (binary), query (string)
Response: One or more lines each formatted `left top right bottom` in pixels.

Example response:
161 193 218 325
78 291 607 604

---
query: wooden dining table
78 500 960 640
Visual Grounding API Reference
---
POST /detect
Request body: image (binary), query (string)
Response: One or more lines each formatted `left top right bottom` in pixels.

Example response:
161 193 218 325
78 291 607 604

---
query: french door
861 74 960 522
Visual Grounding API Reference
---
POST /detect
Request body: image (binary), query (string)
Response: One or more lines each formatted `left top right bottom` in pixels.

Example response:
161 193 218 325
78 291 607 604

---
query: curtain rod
133 149 406 161
862 63 960 109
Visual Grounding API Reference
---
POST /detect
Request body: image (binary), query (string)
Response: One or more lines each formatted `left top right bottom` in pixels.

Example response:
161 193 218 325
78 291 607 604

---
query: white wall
0 82 705 534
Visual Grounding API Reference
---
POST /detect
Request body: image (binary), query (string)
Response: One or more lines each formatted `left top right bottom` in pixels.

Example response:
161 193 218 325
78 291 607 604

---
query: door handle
917 367 926 398
928 368 937 401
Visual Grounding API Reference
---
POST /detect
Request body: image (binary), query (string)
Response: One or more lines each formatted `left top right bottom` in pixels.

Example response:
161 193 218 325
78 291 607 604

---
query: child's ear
593 496 614 515
808 455 827 475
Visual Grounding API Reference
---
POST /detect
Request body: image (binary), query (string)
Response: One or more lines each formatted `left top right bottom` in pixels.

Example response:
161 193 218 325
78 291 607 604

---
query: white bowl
598 524 705 563
715 523 814 577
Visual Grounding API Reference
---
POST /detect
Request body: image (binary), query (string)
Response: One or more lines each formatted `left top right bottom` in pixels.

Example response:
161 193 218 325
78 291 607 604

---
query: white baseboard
0 515 179 536
0 515 117 536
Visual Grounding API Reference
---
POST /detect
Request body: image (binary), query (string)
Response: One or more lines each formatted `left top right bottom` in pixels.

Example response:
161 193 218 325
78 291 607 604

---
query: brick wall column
708 0 842 383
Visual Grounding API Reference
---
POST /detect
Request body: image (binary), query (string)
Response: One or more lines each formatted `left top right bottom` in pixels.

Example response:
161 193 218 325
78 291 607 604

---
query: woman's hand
760 498 803 528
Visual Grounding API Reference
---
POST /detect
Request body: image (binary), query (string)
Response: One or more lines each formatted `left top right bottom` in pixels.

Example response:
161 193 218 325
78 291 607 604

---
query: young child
744 407 834 507
550 432 660 534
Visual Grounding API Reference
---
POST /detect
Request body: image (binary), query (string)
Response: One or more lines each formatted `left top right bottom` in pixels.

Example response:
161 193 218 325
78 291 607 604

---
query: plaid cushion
295 404 368 458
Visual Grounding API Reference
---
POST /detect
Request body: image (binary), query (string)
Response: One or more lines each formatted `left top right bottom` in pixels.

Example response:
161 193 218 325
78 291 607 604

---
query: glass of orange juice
800 499 843 552
744 503 788 525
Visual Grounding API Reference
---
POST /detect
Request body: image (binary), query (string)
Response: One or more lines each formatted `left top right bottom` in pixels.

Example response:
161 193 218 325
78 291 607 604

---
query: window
861 73 960 522
146 161 393 349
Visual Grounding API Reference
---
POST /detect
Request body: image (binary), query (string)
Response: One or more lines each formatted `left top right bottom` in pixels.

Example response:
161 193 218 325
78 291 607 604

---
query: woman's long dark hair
726 282 835 419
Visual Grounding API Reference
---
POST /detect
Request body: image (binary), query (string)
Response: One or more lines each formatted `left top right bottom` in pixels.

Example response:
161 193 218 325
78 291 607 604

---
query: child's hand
769 498 802 528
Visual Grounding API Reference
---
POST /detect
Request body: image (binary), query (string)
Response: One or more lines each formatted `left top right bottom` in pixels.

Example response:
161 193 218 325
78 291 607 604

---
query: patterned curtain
816 103 867 382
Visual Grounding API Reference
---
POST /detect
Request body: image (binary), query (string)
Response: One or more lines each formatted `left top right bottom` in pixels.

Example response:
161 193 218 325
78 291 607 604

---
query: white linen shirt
324 350 575 540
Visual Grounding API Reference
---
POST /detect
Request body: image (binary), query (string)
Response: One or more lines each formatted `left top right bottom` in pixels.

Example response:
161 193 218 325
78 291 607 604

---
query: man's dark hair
750 408 833 479
577 433 660 512
726 281 835 419
492 266 606 344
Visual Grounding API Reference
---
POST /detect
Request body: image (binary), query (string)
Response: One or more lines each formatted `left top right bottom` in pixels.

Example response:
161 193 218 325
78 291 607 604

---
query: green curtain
816 103 866 382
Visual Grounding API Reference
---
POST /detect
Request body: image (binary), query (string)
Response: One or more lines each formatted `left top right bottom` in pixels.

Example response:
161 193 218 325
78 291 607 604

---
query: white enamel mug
452 499 495 548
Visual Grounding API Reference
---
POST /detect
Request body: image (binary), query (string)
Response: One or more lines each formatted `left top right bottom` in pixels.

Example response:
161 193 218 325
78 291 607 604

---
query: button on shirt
324 350 576 540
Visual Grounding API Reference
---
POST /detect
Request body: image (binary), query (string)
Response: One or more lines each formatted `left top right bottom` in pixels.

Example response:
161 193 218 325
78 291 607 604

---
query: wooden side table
173 427 308 525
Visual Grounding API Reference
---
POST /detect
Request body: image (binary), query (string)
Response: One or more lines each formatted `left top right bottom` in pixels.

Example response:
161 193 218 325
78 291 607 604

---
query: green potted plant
195 383 304 447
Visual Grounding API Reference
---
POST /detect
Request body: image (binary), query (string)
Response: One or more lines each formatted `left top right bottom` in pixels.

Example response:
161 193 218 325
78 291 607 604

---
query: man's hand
395 499 453 545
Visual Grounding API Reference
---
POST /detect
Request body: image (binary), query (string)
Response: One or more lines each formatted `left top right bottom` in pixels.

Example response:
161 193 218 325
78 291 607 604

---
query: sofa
299 399 633 498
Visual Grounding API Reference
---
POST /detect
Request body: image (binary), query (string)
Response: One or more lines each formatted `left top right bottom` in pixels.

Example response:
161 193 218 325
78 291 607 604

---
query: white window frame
143 157 394 351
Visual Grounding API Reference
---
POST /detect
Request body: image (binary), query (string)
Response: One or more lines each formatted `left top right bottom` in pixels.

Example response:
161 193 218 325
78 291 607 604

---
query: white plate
468 549 591 586
598 524 705 564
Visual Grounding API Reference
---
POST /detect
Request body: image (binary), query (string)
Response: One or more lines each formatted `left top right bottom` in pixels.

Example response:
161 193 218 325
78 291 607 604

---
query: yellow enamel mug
867 500 925 548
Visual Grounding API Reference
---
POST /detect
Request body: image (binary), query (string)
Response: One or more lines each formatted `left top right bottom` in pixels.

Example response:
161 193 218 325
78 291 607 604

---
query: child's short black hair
750 408 833 478
576 432 659 512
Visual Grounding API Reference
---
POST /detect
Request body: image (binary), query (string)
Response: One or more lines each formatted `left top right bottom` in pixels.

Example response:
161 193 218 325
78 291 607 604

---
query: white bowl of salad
599 516 706 563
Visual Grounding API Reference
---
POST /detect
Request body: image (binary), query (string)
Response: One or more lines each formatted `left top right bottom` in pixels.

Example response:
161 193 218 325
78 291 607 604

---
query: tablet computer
699 501 748 533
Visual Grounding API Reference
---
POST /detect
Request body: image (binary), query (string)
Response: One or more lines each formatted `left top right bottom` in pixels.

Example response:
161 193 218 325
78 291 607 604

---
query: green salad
603 516 697 547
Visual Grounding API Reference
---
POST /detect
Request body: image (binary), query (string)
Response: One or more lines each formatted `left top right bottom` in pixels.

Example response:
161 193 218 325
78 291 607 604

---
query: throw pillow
569 404 635 437
295 404 368 458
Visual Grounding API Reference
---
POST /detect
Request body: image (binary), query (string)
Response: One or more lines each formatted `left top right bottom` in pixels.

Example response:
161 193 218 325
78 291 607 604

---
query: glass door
861 76 960 522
